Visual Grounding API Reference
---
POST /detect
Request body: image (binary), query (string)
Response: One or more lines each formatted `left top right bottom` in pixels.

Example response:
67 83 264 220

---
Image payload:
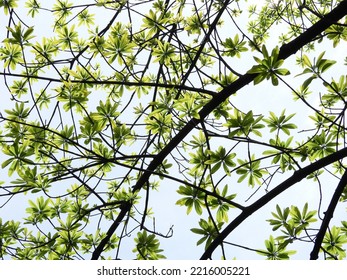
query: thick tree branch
91 202 132 260
200 147 347 259
310 168 347 260
91 0 347 259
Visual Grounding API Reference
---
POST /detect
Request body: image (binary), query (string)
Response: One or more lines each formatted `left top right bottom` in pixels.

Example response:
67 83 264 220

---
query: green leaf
176 185 205 215
0 0 18 15
0 42 23 69
222 34 248 58
236 155 267 187
133 231 166 260
322 226 347 259
191 218 223 249
257 235 296 260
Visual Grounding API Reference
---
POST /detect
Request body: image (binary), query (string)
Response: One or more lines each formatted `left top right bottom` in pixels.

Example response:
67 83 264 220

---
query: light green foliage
267 203 317 234
236 155 267 187
208 185 236 223
222 34 248 58
25 0 40 17
2 140 34 176
258 235 296 260
0 42 23 69
297 52 336 88
176 184 205 215
104 33 136 65
0 0 346 260
226 110 264 137
4 23 35 46
322 226 347 259
325 24 347 47
248 45 290 85
173 92 206 119
133 231 166 260
259 203 318 259
152 40 176 65
184 12 208 35
191 218 224 249
0 0 18 15
264 110 297 136
263 136 296 171
205 146 236 175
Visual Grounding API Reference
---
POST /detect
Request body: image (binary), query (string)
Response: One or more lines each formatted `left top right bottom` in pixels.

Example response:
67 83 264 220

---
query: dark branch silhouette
91 0 347 260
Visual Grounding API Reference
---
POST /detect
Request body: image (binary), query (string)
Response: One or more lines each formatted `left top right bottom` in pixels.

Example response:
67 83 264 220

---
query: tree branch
310 168 347 260
0 72 217 96
91 201 132 260
91 0 347 260
200 147 347 259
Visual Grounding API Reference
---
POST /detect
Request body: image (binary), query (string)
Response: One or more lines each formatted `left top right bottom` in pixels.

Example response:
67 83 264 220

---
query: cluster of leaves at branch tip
258 203 347 260
133 231 166 260
247 45 290 86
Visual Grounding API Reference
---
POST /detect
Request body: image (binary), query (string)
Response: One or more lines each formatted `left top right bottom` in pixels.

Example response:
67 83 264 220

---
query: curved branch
310 168 347 260
200 147 347 259
91 0 347 260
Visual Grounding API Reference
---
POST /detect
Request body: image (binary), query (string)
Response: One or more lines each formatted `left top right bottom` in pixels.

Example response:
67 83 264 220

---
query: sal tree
0 0 347 260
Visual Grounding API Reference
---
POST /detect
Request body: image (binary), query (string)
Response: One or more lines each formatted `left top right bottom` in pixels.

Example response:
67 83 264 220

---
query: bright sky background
0 0 346 260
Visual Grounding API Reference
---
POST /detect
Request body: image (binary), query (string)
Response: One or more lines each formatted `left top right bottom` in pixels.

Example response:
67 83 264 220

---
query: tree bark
201 148 347 259
310 169 347 260
92 0 347 260
200 0 347 259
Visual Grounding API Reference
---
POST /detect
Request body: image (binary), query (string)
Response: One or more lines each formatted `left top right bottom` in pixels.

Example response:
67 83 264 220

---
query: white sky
0 0 346 260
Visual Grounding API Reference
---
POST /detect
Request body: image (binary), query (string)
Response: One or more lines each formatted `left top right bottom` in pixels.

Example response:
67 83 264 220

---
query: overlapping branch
92 0 347 260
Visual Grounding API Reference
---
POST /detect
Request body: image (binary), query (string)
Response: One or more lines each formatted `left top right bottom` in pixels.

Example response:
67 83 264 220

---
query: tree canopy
0 0 347 260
